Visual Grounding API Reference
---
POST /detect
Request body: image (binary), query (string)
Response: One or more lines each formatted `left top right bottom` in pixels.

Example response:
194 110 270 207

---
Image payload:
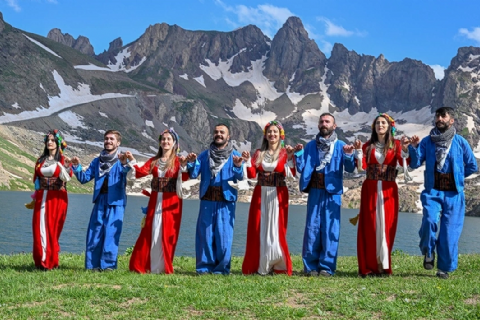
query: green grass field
1 253 479 319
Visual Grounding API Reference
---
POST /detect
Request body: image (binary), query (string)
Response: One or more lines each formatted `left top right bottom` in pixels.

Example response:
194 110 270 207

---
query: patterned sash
201 186 225 202
151 177 177 193
366 164 397 182
434 171 456 191
39 177 67 191
257 172 286 187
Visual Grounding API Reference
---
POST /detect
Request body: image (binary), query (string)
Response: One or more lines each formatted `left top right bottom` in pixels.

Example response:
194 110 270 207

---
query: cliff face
263 16 327 93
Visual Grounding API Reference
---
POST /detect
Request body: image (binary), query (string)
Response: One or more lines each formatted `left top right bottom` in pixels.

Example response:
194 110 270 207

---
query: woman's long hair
37 133 61 164
150 132 177 173
366 114 396 162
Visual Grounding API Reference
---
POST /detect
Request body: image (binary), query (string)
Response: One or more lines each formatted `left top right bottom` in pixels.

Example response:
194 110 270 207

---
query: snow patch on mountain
75 64 113 72
194 75 206 87
232 99 276 128
145 120 154 128
107 48 146 73
467 115 475 133
24 34 62 58
59 111 87 129
11 103 20 109
141 130 155 141
0 70 133 124
200 52 284 108
179 74 189 80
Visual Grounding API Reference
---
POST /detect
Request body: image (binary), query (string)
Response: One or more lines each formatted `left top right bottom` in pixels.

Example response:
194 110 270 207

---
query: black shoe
436 270 449 279
319 270 332 277
423 252 435 270
304 270 319 277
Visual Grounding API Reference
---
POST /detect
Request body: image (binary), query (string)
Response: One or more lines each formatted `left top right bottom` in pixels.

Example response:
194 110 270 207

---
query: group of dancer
28 106 477 279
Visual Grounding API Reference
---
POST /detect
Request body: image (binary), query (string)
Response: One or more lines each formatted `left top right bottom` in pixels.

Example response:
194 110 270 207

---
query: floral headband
159 128 180 154
371 113 397 137
44 129 67 154
264 120 286 147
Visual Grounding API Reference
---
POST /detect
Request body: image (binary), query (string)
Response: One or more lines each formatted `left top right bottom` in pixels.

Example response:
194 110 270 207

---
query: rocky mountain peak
47 28 95 56
448 46 480 71
108 37 123 52
264 16 326 93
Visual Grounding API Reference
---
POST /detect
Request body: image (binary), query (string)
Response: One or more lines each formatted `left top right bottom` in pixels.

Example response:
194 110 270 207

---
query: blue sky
1 0 480 79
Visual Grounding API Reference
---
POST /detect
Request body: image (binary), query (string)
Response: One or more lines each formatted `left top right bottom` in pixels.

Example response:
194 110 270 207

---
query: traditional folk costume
356 114 410 276
242 121 295 275
129 129 189 274
295 132 355 275
73 149 132 270
30 130 71 270
409 125 477 274
187 141 244 275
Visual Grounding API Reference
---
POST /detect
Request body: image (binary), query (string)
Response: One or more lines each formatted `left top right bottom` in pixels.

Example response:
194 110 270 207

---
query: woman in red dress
30 130 71 270
241 121 295 275
356 114 410 277
129 129 189 274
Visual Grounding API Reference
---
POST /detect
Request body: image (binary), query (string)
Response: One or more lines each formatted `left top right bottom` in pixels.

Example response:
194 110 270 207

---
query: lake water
1 191 479 257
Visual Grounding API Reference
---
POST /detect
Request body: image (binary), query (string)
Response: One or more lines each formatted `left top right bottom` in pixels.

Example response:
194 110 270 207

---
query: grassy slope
0 253 479 319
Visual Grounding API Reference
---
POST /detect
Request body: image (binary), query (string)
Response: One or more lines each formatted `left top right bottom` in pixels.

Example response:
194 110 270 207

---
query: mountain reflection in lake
1 191 479 256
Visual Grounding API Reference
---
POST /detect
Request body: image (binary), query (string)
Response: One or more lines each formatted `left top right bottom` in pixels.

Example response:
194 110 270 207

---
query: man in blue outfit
293 113 356 277
71 130 136 271
187 123 244 275
408 107 477 279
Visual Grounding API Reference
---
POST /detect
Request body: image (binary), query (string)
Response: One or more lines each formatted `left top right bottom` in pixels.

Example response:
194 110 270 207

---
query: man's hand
410 135 420 148
232 155 243 167
186 153 197 163
343 144 355 154
71 156 80 166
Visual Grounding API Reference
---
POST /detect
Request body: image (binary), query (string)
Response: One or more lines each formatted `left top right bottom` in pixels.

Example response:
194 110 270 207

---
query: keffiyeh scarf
209 141 234 177
315 131 337 170
99 150 119 177
430 126 456 171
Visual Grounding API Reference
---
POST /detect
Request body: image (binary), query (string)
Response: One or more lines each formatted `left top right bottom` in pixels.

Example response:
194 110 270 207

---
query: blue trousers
85 194 125 270
302 188 341 275
195 200 235 274
419 189 465 272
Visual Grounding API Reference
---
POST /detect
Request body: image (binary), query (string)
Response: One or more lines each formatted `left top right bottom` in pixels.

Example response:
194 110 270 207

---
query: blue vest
74 158 130 206
295 140 355 194
187 149 244 202
408 134 478 193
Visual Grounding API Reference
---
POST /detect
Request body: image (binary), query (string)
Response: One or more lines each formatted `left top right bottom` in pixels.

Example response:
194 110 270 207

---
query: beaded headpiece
44 129 67 154
263 120 286 147
159 128 180 154
371 113 396 137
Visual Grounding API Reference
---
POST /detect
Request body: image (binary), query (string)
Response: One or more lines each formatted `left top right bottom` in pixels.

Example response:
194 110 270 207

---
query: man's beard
435 121 451 133
104 144 118 153
319 127 334 137
213 137 228 147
